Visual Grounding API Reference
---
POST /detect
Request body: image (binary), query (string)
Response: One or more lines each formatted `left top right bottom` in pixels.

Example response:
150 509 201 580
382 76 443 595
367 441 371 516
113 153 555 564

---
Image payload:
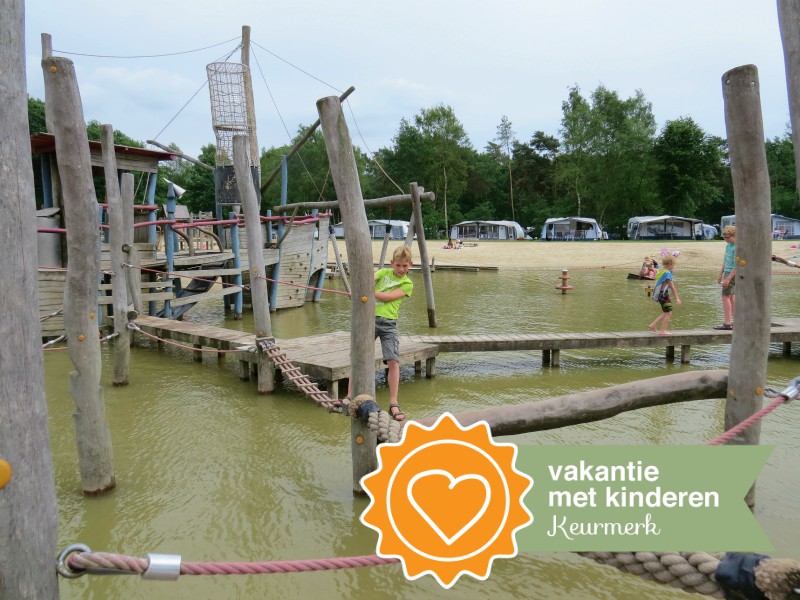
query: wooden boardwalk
408 317 800 365
132 315 800 396
132 316 438 398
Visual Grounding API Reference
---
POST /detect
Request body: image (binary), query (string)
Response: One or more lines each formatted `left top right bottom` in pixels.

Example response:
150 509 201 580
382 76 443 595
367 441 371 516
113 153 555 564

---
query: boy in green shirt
347 245 413 421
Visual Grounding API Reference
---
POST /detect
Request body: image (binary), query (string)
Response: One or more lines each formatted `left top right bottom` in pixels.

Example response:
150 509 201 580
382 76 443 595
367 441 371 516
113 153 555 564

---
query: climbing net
206 61 258 167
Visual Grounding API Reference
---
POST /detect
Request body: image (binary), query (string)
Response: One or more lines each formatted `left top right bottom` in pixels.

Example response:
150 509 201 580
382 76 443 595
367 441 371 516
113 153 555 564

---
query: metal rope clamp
142 553 182 580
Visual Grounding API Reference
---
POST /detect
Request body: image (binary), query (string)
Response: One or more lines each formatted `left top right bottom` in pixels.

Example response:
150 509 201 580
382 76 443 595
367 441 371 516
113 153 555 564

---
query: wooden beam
0 15 59 598
43 55 116 495
722 64 773 507
417 371 728 436
271 190 435 214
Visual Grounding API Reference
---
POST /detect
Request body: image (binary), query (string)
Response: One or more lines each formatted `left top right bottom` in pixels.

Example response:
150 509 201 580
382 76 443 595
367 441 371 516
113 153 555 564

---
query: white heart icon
407 470 491 546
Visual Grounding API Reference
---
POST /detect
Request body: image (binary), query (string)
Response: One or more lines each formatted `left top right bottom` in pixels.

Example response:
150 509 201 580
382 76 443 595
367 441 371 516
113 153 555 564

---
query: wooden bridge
131 316 800 397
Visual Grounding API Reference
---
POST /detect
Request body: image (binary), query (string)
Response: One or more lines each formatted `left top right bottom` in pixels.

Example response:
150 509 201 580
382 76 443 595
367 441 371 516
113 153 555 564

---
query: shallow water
48 268 800 599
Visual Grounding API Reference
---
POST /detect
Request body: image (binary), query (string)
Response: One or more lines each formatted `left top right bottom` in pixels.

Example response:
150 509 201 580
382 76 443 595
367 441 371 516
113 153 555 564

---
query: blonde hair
392 245 413 263
661 254 676 268
722 225 736 238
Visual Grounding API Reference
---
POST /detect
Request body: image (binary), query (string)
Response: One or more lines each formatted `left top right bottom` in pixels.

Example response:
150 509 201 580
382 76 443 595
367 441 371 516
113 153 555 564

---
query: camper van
450 220 529 240
540 217 603 240
627 216 703 240
720 214 800 239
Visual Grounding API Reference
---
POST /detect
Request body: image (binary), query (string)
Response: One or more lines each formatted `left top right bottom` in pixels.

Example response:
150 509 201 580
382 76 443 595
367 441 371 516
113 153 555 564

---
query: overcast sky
24 1 791 160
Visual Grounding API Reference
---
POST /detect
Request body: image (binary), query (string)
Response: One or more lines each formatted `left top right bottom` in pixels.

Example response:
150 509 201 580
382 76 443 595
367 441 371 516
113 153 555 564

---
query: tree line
28 84 799 239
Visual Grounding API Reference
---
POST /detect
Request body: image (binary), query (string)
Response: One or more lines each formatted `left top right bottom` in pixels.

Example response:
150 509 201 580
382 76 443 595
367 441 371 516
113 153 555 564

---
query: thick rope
40 308 64 322
578 552 724 597
257 339 341 411
64 550 398 577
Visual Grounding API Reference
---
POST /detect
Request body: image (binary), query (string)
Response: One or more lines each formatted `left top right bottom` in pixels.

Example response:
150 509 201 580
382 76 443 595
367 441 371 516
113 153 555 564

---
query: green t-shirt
374 268 413 320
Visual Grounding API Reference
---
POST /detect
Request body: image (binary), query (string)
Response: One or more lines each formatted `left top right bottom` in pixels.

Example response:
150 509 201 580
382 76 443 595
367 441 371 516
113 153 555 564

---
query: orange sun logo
360 413 533 588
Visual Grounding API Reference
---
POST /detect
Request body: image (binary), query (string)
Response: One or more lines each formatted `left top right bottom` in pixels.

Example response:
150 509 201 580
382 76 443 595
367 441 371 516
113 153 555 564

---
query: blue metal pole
163 183 176 318
41 155 53 208
230 213 243 319
146 173 158 245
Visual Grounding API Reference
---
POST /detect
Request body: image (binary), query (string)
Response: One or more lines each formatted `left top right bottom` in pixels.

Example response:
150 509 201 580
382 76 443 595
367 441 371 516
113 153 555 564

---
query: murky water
47 268 800 599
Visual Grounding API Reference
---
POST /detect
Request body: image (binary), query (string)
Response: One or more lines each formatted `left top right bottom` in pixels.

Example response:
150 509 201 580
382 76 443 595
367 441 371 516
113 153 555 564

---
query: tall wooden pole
101 125 130 385
777 0 800 198
721 64 772 507
317 96 377 494
410 182 437 327
233 135 274 393
43 55 116 495
121 174 142 316
0 3 60 596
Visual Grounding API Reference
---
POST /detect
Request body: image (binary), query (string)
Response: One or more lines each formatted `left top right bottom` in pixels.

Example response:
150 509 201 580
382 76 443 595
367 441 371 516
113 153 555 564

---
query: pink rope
254 273 351 296
706 396 787 445
66 551 398 577
126 264 245 289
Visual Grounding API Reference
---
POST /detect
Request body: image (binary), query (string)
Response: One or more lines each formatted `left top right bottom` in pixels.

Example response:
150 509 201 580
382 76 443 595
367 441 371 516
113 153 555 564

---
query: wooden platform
132 316 438 398
131 316 800 396
408 317 800 365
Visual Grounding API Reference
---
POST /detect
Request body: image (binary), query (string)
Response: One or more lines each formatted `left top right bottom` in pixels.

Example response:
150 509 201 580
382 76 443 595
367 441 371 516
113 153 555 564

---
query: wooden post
120 174 141 313
778 0 800 198
101 125 130 385
410 183 437 327
42 56 116 495
722 64 772 507
0 8 60 597
317 95 377 494
233 135 274 393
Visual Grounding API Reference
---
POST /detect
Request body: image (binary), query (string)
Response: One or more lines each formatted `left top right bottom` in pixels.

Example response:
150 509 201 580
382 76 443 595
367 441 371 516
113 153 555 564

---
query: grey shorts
722 276 735 297
375 316 400 363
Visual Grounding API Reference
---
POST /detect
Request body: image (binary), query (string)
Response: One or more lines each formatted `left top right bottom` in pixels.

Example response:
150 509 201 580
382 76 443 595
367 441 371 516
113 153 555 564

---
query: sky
23 1 792 161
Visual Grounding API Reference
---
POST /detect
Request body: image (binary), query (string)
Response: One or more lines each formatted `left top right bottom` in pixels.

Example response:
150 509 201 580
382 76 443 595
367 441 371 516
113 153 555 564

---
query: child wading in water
648 254 682 335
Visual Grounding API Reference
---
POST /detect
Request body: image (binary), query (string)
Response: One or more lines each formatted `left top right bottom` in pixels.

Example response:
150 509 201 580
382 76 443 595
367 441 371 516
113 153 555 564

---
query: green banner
516 445 772 552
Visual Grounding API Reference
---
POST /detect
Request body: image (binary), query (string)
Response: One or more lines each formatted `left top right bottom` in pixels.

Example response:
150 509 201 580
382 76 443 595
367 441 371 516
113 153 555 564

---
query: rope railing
40 308 64 322
42 331 118 352
122 264 248 290
127 323 249 354
253 273 350 297
56 543 398 579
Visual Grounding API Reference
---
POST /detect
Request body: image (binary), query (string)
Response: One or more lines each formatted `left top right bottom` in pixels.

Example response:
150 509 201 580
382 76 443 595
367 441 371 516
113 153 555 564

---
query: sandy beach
332 239 800 272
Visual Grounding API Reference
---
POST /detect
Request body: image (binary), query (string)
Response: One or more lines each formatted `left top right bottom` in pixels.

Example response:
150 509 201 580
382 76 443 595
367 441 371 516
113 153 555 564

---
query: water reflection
47 269 799 599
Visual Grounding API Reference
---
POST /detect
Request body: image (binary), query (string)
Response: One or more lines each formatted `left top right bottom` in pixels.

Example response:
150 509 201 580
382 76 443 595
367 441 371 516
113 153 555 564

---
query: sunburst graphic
360 413 533 588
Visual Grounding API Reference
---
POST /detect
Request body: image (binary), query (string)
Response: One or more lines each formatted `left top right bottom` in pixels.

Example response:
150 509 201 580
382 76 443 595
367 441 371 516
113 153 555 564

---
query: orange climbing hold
0 459 11 489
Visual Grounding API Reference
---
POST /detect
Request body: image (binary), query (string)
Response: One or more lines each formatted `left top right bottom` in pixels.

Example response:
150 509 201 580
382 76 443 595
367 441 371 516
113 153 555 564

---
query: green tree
512 131 559 229
28 96 46 135
558 85 658 231
765 130 798 217
493 115 516 221
368 105 472 237
653 117 724 219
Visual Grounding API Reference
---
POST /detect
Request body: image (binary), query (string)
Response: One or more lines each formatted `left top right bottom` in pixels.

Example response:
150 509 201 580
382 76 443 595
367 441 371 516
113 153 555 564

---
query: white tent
720 214 800 239
331 220 411 239
626 216 703 240
540 217 604 240
450 220 529 240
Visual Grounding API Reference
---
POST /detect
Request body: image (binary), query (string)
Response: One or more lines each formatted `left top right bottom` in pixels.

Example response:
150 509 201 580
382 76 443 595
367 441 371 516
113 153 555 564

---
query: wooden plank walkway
132 316 438 399
408 317 800 366
132 315 800 396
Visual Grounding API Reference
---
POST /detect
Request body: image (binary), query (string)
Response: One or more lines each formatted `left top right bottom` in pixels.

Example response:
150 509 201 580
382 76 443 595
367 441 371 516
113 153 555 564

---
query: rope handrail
127 323 249 354
254 273 350 297
57 544 398 579
122 264 247 290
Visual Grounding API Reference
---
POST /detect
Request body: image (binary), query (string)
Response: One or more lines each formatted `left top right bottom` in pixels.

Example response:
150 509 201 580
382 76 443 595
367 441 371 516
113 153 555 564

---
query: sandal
389 403 405 422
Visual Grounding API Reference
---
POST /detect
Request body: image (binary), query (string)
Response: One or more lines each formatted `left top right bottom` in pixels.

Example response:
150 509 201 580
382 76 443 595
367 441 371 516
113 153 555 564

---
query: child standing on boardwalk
346 245 413 421
713 226 736 330
649 254 682 335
